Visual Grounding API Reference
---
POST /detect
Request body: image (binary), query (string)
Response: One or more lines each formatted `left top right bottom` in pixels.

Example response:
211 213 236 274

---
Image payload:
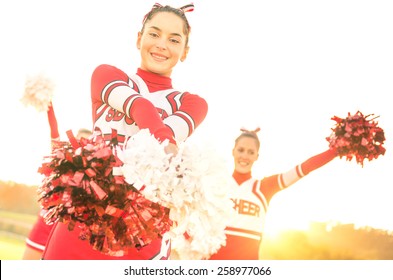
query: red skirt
42 222 170 260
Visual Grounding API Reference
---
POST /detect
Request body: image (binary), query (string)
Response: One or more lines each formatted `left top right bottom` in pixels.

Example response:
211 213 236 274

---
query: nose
155 37 167 50
239 153 248 161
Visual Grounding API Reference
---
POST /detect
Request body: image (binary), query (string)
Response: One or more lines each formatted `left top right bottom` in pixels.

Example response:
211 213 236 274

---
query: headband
142 2 194 24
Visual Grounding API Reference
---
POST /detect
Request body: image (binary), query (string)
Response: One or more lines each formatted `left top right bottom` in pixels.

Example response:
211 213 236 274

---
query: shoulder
93 64 127 74
179 91 208 106
91 64 130 82
181 91 204 98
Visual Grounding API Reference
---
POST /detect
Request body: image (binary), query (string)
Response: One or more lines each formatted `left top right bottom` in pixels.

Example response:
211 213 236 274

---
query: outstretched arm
301 148 337 175
278 148 337 188
261 148 337 201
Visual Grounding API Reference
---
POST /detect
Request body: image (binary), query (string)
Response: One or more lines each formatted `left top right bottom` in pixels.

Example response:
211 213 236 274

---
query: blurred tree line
0 180 40 214
260 222 393 260
1 180 393 259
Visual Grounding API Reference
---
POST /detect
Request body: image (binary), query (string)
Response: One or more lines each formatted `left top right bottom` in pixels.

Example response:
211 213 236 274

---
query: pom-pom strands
21 74 54 112
326 111 386 167
37 130 171 256
120 129 235 260
38 128 233 258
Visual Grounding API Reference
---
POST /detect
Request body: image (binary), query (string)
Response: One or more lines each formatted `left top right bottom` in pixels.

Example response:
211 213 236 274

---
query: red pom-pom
326 111 386 167
37 130 172 256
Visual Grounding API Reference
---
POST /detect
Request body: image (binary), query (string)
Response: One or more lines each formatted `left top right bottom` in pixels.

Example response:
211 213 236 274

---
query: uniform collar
232 170 252 185
137 68 173 92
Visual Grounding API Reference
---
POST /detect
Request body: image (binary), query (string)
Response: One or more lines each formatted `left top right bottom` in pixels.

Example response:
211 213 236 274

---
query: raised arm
91 64 175 144
47 102 60 143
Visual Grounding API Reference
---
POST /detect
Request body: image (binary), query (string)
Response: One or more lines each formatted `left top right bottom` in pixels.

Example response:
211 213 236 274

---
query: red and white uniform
25 210 54 254
25 103 59 254
209 149 336 260
42 64 208 260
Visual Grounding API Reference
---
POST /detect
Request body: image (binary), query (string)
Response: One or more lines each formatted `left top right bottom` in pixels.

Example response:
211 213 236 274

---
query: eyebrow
148 26 183 38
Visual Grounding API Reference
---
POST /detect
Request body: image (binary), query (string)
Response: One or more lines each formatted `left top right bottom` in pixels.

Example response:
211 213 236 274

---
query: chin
235 167 251 174
150 67 170 76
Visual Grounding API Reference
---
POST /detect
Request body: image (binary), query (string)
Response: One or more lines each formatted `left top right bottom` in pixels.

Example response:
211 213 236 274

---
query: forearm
47 102 59 140
131 98 175 143
301 148 337 175
278 148 337 188
91 64 175 143
163 93 208 142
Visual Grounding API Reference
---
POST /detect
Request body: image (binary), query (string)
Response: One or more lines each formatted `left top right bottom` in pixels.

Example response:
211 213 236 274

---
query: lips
238 161 249 167
151 52 168 61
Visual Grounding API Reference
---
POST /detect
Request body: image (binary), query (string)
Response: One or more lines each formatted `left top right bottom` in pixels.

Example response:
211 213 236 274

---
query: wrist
153 126 176 145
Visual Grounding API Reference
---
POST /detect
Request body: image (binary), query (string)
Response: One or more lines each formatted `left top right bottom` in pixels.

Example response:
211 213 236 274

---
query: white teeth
152 53 167 60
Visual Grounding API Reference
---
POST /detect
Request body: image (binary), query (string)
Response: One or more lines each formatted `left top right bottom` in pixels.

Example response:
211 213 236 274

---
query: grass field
0 210 37 224
0 210 36 260
0 234 25 260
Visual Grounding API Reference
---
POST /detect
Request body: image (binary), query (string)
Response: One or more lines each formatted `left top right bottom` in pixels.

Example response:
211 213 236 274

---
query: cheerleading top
42 65 208 260
209 149 337 260
91 65 208 145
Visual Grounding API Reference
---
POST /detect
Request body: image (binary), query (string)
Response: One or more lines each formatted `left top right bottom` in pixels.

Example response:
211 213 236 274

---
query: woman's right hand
165 142 178 157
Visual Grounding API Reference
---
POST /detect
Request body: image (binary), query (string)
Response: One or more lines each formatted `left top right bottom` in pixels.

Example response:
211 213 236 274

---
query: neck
137 68 173 92
232 170 252 185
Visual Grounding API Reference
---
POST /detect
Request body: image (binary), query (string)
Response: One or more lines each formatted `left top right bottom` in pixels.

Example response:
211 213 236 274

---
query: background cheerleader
209 113 385 260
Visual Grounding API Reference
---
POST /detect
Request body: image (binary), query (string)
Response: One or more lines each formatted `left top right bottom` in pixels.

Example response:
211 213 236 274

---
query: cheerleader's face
76 131 91 140
137 12 189 77
232 137 259 174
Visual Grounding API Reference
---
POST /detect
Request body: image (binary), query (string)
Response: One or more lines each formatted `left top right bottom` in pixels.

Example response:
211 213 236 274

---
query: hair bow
178 3 194 13
147 3 194 14
240 127 261 134
150 2 194 14
142 3 194 26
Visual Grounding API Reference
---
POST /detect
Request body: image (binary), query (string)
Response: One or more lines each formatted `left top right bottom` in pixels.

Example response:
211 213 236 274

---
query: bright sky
0 0 392 234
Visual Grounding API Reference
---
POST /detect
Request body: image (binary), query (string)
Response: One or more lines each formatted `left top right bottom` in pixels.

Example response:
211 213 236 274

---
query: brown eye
169 38 181 44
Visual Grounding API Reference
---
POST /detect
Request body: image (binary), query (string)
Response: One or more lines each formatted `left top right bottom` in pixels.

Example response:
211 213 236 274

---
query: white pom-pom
21 74 55 112
167 142 236 260
118 129 172 195
119 129 236 260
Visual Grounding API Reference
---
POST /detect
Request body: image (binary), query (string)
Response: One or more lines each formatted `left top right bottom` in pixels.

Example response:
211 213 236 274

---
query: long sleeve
260 148 337 201
277 148 337 188
47 102 59 140
91 64 174 143
162 92 208 142
301 148 337 175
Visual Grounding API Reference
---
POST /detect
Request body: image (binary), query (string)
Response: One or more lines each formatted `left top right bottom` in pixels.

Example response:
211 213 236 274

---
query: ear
136 32 142 50
180 46 189 62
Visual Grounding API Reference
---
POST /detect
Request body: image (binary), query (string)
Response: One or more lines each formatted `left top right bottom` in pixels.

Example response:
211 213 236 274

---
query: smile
151 53 168 61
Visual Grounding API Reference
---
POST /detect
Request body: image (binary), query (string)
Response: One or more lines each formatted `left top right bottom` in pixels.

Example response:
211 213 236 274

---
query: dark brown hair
141 4 192 46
